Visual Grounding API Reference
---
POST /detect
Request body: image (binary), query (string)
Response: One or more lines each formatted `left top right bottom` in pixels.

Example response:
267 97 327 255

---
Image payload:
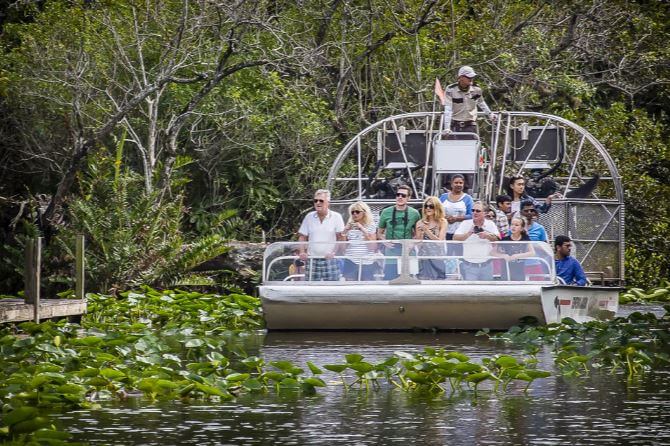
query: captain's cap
458 65 477 78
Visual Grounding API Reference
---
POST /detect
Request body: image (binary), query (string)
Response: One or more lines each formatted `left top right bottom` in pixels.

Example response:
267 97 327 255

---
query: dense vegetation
0 0 669 293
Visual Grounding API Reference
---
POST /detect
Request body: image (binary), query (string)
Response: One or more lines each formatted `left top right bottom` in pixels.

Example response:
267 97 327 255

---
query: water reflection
58 324 670 445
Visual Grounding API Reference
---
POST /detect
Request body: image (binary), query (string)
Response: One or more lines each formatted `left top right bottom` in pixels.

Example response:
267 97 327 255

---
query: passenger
342 202 378 281
554 235 587 286
297 189 345 281
436 65 496 135
486 208 504 278
520 200 548 242
507 176 553 216
377 185 421 280
453 201 500 281
414 196 447 280
494 216 534 281
520 199 550 280
288 248 305 280
494 194 512 237
439 174 473 252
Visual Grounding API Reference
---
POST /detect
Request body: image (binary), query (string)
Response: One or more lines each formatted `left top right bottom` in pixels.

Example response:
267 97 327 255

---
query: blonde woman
415 196 448 279
342 201 378 280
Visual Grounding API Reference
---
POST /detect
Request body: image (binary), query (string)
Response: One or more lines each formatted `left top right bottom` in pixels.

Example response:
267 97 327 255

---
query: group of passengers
295 178 586 286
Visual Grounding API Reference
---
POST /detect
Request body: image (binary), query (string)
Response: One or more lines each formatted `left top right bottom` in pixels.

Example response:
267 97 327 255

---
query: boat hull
259 284 620 330
540 285 620 324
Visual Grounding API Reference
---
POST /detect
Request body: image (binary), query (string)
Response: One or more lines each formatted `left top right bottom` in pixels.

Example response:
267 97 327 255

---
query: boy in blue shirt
554 235 587 286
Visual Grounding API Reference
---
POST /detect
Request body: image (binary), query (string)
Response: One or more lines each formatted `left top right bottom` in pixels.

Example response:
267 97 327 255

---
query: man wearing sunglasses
453 201 499 280
377 185 421 280
297 189 345 281
520 200 548 242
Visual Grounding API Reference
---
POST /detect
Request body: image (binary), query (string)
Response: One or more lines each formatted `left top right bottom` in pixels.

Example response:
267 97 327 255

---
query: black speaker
510 126 564 164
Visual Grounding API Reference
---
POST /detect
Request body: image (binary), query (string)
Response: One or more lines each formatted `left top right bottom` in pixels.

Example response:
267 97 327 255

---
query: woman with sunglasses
342 201 378 280
415 196 448 279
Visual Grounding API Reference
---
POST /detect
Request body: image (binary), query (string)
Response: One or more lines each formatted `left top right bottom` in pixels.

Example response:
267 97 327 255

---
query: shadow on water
59 320 670 445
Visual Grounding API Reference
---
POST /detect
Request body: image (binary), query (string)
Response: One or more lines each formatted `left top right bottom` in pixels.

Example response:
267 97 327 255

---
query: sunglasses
473 209 483 213
396 192 408 198
351 210 362 215
313 198 325 204
423 204 435 209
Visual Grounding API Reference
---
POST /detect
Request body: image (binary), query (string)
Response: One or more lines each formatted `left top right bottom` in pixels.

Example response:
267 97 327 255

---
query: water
57 320 670 446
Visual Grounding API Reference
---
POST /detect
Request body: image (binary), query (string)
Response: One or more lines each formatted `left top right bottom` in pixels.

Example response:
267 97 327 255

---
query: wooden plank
0 299 87 323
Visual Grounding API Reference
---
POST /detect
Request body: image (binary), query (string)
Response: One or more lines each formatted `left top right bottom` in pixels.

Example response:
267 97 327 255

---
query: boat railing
262 240 555 284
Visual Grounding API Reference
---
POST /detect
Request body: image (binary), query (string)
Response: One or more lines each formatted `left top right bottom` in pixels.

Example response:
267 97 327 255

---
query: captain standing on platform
436 65 495 135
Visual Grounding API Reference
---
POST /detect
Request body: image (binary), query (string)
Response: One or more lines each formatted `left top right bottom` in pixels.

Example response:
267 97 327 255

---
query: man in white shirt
453 201 500 280
298 189 345 281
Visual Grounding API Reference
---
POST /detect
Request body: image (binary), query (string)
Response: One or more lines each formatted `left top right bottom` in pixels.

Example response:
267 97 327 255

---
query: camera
473 226 483 234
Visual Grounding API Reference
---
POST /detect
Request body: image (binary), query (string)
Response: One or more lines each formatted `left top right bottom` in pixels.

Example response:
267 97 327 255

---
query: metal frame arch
326 112 434 194
501 111 624 203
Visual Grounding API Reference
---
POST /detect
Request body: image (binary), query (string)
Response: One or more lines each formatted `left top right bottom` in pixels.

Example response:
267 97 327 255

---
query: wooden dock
0 298 86 323
0 235 87 324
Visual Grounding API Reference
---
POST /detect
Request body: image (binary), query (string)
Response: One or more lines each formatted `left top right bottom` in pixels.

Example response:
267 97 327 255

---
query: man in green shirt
377 185 421 280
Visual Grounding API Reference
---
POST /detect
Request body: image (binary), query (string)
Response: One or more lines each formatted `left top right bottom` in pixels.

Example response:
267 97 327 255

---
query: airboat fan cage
326 111 625 285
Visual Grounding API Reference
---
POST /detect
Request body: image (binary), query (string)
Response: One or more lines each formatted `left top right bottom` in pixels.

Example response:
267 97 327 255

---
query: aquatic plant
324 348 551 397
0 288 267 443
619 280 670 304
482 308 670 378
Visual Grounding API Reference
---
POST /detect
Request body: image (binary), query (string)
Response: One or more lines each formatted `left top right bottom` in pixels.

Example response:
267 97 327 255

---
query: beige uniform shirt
443 83 492 123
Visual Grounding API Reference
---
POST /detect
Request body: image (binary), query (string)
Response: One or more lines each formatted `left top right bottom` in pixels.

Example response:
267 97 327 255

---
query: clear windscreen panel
263 240 555 283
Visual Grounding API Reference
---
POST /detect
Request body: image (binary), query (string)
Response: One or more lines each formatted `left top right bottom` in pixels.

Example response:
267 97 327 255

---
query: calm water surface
59 306 670 445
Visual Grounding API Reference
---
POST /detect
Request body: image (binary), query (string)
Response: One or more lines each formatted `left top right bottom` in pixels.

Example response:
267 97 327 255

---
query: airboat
259 110 623 330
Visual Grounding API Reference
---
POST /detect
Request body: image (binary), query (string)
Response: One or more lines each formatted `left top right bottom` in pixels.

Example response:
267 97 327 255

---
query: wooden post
24 237 42 322
75 234 85 300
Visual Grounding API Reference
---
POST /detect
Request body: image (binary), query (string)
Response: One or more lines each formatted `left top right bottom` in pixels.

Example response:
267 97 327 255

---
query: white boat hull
540 285 620 324
259 283 620 330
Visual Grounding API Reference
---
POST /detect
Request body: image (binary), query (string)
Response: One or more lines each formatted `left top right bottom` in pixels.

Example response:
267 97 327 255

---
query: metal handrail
263 240 555 284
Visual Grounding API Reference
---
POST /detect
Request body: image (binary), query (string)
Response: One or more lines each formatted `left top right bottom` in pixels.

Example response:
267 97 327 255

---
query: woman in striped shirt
342 202 378 280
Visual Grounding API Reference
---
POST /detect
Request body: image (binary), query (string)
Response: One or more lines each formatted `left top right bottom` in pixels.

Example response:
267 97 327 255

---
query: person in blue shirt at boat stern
554 235 587 286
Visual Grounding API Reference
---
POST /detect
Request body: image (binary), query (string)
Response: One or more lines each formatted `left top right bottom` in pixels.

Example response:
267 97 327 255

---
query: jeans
460 260 493 281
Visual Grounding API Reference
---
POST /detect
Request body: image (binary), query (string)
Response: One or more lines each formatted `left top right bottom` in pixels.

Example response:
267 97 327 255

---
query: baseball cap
458 65 477 78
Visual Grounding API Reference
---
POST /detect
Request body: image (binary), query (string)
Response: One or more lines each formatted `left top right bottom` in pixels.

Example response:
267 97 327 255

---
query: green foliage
486 309 670 378
321 348 549 396
0 288 267 442
55 154 237 292
1 0 670 289
619 280 670 304
579 104 670 286
84 287 263 331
